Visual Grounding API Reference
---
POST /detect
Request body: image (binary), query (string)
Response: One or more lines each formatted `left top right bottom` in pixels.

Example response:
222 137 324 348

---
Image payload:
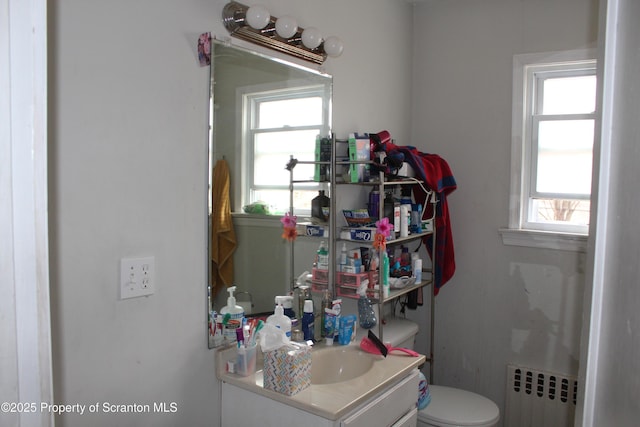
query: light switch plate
120 256 155 299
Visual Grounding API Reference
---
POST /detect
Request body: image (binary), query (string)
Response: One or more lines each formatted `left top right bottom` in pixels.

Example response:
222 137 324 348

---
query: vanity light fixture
222 1 343 64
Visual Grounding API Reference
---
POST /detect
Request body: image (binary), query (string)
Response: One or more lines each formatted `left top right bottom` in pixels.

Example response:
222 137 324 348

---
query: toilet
383 318 500 427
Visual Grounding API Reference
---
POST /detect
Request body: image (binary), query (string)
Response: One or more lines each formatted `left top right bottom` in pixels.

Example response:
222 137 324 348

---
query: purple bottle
368 189 380 220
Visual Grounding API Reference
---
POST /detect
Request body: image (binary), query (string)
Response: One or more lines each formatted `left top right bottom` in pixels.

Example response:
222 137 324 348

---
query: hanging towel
211 159 237 297
379 141 457 295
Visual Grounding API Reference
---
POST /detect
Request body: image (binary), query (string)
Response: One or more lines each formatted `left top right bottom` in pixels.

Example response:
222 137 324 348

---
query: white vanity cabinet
221 369 420 427
340 369 420 427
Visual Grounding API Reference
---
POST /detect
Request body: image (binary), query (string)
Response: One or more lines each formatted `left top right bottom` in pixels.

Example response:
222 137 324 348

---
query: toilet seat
418 385 500 427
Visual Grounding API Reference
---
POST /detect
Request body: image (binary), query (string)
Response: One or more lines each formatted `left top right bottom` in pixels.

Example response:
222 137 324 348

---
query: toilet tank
382 318 419 349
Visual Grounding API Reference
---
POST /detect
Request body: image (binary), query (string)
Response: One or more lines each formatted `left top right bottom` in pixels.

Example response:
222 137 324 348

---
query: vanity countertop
216 342 426 421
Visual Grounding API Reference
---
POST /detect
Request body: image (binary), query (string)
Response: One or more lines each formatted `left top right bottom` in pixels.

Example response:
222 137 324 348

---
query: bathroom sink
311 346 376 385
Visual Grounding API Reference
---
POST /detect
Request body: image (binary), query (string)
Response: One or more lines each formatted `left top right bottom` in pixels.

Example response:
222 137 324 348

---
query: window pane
536 119 594 195
541 75 596 114
258 97 323 128
530 198 590 227
254 130 318 184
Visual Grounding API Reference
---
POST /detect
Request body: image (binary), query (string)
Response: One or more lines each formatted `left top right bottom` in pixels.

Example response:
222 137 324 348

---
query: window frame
500 49 597 252
240 82 331 215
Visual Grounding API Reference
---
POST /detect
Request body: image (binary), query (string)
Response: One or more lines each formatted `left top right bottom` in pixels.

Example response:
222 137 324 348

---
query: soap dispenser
357 280 377 329
266 296 292 339
220 286 245 342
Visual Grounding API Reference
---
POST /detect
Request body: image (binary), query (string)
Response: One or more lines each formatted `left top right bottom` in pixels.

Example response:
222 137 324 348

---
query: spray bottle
357 280 377 329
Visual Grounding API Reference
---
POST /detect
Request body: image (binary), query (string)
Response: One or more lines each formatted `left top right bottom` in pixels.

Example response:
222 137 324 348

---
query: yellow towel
211 159 237 297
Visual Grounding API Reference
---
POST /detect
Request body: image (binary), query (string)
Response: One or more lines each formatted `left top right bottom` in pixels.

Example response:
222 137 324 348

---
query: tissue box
340 227 376 241
296 222 329 238
263 343 312 396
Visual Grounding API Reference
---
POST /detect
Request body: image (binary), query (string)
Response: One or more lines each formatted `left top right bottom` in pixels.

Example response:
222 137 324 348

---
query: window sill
231 212 282 227
498 228 587 252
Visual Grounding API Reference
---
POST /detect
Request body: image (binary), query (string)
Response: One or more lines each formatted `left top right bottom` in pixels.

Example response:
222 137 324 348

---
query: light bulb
275 15 298 39
323 36 344 57
301 27 322 49
245 5 270 30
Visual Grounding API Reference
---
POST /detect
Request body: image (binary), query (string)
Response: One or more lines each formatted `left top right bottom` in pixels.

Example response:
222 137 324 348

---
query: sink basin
311 346 376 385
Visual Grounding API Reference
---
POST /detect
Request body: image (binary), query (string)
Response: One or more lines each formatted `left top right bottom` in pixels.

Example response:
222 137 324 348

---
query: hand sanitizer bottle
266 296 292 339
220 286 244 342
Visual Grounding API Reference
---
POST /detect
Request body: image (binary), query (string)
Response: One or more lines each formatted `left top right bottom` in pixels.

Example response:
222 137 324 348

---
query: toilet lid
418 385 500 426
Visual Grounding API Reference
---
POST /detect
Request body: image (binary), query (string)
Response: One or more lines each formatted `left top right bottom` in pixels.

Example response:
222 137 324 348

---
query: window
243 85 330 215
501 50 597 251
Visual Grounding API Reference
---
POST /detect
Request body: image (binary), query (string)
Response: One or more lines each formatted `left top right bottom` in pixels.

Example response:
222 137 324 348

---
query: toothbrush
250 320 264 346
243 324 251 347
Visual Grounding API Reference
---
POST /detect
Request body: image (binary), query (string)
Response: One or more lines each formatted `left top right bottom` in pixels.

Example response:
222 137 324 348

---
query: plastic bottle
266 296 292 338
357 281 377 329
220 286 245 342
370 250 379 272
400 204 410 237
383 192 395 229
311 190 330 222
368 189 380 219
411 203 422 234
414 258 423 282
339 243 348 272
316 241 329 270
352 252 362 273
400 187 412 236
302 299 315 341
280 295 295 319
393 203 400 238
400 246 411 267
297 285 309 323
321 290 332 338
381 252 390 298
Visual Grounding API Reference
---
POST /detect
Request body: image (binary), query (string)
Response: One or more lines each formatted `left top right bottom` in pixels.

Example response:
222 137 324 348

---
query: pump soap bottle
220 286 244 342
266 296 292 339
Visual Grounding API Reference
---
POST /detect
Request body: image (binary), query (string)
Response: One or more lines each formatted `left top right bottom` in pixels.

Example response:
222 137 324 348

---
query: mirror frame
207 39 332 348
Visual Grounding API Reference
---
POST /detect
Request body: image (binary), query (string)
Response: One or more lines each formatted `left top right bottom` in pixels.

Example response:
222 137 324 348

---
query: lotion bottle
266 296 292 339
220 286 244 341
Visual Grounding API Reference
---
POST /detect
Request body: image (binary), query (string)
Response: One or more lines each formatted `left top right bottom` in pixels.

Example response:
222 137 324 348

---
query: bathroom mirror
208 40 332 347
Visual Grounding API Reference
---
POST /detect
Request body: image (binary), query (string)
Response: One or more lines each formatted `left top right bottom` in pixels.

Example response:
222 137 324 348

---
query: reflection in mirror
208 40 332 347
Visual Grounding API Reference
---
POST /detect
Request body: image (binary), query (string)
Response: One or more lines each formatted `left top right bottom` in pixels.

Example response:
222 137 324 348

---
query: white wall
407 0 599 421
48 1 413 426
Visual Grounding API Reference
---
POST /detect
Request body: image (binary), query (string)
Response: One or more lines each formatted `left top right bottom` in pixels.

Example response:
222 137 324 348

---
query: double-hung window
502 50 597 251
243 85 330 215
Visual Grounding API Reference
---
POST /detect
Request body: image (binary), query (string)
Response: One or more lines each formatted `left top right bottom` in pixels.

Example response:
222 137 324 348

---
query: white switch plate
120 256 155 299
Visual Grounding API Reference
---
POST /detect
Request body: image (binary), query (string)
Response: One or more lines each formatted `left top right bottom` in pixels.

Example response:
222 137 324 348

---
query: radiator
505 364 578 427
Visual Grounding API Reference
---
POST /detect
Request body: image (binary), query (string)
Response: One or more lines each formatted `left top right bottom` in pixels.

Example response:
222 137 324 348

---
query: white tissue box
296 222 329 238
263 343 311 396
